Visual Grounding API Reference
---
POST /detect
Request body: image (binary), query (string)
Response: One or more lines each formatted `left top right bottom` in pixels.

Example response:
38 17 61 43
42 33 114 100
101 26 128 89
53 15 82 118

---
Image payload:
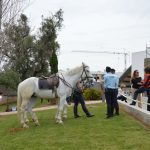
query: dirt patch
8 128 26 133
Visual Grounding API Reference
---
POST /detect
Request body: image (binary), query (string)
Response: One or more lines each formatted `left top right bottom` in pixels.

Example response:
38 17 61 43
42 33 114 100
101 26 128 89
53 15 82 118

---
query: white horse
17 63 93 128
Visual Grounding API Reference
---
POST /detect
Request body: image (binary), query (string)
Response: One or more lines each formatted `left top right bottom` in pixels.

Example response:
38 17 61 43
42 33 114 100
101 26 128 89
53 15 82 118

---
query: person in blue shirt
104 66 119 118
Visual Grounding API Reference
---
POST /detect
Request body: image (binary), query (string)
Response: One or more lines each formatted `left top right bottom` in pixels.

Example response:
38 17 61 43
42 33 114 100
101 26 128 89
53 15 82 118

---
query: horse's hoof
25 119 29 123
63 116 67 120
35 121 40 126
58 120 63 125
23 124 29 128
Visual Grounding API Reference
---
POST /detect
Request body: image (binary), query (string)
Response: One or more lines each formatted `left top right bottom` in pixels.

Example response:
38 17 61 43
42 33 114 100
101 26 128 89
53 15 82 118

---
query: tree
39 9 63 74
50 50 58 74
0 0 30 70
0 9 64 80
0 0 30 30
1 14 36 80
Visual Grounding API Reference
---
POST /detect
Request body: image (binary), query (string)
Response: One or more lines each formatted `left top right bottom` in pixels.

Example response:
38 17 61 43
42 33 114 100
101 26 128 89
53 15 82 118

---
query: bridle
80 63 93 88
58 64 94 91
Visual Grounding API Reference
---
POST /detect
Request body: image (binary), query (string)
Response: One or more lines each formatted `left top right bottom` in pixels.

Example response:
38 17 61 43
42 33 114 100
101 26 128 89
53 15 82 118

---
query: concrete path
0 100 101 116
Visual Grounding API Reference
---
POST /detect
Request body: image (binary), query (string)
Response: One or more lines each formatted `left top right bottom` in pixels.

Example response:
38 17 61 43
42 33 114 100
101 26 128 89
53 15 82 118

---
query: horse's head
80 63 94 87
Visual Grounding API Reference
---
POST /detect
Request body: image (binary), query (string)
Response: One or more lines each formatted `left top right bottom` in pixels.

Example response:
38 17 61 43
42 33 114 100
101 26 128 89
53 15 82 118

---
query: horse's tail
17 85 22 118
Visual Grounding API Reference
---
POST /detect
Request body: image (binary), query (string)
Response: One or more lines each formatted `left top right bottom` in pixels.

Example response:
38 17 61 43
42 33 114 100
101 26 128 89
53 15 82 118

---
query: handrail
120 93 150 106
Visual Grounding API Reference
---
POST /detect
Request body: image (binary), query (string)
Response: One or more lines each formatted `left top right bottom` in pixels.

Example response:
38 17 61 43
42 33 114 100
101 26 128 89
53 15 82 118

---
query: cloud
24 0 150 71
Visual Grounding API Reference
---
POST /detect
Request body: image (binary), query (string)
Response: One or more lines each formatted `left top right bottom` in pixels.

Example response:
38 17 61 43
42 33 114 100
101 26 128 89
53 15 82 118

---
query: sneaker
130 103 135 106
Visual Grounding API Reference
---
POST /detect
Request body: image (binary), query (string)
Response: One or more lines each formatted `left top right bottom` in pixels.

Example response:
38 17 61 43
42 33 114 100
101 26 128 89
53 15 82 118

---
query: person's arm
137 77 143 85
103 75 107 88
132 78 142 86
131 78 137 85
76 81 84 93
115 76 119 89
142 74 150 87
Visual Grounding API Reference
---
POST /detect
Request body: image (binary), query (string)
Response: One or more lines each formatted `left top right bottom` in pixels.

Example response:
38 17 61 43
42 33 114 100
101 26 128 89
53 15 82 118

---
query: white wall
132 51 146 79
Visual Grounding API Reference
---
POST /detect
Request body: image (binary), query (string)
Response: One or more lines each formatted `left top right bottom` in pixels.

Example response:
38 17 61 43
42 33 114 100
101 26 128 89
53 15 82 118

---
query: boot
74 115 81 118
86 113 94 117
130 101 136 106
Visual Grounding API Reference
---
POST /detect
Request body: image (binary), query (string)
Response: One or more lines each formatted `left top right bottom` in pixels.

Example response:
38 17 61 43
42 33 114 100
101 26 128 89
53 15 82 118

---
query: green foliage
0 70 21 90
50 50 58 74
1 9 64 80
83 88 101 100
2 14 36 80
39 9 63 74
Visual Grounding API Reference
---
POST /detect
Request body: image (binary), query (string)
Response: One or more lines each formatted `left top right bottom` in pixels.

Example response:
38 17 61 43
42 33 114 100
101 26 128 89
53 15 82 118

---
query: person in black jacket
73 80 94 118
131 67 150 111
130 70 142 107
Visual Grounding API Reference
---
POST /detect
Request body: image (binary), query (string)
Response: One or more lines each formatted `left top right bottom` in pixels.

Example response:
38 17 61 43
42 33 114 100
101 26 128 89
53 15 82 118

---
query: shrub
0 70 21 90
83 88 101 100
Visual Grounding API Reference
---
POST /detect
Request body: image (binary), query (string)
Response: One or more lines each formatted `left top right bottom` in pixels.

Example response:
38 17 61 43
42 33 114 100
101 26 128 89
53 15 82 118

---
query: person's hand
140 81 144 85
137 82 142 85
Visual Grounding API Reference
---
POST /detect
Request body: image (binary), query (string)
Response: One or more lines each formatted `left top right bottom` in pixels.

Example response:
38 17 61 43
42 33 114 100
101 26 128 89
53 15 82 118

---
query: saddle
38 75 59 90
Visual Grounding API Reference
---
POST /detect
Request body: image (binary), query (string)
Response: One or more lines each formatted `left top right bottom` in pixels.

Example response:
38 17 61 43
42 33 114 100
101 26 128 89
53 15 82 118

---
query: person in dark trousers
131 67 150 111
73 80 94 118
104 66 119 118
111 68 119 115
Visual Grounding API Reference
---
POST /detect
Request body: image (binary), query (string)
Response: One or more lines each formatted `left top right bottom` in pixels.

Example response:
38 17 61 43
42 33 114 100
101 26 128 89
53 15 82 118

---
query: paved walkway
0 100 101 116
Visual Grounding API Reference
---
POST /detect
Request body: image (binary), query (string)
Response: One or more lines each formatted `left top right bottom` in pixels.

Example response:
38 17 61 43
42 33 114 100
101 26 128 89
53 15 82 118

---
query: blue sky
24 0 150 72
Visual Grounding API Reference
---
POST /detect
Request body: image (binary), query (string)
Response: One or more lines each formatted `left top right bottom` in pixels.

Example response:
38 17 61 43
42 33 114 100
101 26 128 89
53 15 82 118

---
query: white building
119 49 150 87
132 50 150 79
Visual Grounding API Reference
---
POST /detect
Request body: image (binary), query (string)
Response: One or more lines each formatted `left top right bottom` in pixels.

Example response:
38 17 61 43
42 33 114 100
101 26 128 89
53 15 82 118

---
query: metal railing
120 91 150 109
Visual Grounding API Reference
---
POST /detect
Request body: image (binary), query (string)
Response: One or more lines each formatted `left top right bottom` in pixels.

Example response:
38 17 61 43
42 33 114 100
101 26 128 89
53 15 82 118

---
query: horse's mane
65 63 88 76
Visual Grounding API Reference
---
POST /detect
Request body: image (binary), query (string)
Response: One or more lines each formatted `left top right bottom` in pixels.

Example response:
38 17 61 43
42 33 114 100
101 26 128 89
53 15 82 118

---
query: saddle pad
38 79 53 90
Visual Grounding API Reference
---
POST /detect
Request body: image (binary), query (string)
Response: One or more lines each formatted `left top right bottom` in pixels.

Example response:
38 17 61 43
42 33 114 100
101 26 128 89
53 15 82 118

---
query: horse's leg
55 102 59 121
63 101 68 120
20 99 29 128
28 98 40 126
56 95 66 124
24 108 29 123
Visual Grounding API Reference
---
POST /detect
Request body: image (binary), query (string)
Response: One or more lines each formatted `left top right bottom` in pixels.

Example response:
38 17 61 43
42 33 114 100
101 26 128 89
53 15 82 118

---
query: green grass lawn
0 103 150 150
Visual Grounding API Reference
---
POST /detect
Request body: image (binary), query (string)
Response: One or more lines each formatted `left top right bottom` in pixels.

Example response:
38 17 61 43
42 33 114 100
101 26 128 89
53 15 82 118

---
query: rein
59 73 74 90
58 74 84 94
58 64 93 91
